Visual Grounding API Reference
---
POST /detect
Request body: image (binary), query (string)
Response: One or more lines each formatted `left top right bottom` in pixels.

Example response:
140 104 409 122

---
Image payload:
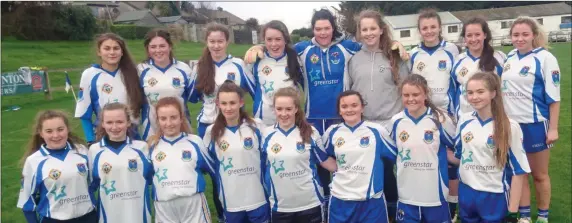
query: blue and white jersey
409 40 460 114
501 48 561 124
323 121 393 201
17 143 95 220
385 108 455 207
190 55 256 124
201 119 267 212
138 59 194 140
90 137 152 223
295 36 361 119
452 50 506 116
455 112 531 193
250 52 299 126
262 125 328 212
149 133 209 201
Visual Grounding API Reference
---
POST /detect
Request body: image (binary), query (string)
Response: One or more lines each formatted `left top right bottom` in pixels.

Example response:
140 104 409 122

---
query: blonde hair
510 16 550 49
95 102 132 142
147 97 193 147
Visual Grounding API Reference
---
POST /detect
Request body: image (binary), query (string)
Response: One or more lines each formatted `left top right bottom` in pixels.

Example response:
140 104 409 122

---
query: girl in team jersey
138 28 194 140
452 16 506 118
147 97 212 223
382 74 455 223
75 33 145 144
250 20 304 127
502 17 560 223
201 80 268 223
261 87 337 223
88 103 152 223
18 110 96 223
449 72 530 223
408 8 461 218
323 90 395 223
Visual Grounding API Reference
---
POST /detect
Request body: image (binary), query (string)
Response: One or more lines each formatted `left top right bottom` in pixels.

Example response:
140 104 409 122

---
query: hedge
110 25 159 40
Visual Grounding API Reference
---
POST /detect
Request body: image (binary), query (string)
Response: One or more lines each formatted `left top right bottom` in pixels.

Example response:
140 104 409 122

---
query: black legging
383 157 398 219
211 176 224 219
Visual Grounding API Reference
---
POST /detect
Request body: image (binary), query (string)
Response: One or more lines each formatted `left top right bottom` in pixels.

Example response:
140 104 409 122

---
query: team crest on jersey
155 151 167 162
227 72 236 81
416 62 426 72
102 162 112 174
76 163 87 176
397 209 405 221
330 51 340 64
262 65 272 75
128 159 138 172
243 137 254 150
519 66 530 77
310 54 319 64
271 143 282 154
220 140 230 152
552 70 560 86
463 132 474 143
459 67 469 77
438 60 447 71
172 77 182 88
335 137 345 148
182 150 192 161
49 169 61 180
360 136 370 148
504 63 511 72
148 77 158 87
486 135 495 149
399 131 410 142
101 83 113 94
296 141 306 153
423 130 434 144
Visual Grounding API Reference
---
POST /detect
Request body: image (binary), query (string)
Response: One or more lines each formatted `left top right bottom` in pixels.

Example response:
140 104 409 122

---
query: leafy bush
110 25 158 39
52 5 97 40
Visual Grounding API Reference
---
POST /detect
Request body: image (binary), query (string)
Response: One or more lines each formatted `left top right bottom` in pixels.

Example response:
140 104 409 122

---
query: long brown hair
399 74 445 126
143 28 174 62
460 16 499 73
196 23 230 95
466 72 511 167
510 16 549 49
95 33 144 118
147 97 193 147
273 87 312 143
336 90 367 120
417 8 443 42
261 20 303 84
356 9 402 85
20 110 85 166
95 102 132 143
211 80 256 145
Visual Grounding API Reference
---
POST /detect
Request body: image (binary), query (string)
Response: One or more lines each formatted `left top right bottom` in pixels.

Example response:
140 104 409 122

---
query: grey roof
71 1 119 7
158 16 183 23
385 11 461 30
207 9 246 25
452 3 572 22
115 10 151 22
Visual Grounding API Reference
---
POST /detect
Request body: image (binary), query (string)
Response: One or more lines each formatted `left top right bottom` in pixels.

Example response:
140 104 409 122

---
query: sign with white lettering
1 67 47 96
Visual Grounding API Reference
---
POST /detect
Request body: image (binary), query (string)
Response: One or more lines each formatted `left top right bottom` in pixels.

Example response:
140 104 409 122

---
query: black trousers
41 210 97 223
383 157 398 219
211 176 225 219
271 205 322 223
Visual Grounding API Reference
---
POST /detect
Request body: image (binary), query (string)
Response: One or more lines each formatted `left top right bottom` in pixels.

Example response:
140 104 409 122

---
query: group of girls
17 5 560 223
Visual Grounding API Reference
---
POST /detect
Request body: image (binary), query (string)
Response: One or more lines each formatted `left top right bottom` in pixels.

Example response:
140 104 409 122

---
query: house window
501 21 513 29
537 18 543 25
448 25 458 33
400 30 411 38
562 16 572 23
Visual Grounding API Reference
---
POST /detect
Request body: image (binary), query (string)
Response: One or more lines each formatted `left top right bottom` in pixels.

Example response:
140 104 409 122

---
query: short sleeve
236 59 256 98
440 113 456 148
188 65 201 103
507 121 531 175
17 158 38 211
74 69 95 119
542 52 561 104
201 126 216 174
322 126 336 157
310 127 329 163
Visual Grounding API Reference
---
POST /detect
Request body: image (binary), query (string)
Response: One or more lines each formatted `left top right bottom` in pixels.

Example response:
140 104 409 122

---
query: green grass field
1 40 570 222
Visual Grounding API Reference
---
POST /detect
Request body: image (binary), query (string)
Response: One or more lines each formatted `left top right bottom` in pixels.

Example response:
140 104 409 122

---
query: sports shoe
451 213 458 222
536 217 549 223
518 217 532 223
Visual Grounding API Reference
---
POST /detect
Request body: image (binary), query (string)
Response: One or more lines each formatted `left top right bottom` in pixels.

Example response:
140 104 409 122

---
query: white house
452 3 572 42
384 11 463 47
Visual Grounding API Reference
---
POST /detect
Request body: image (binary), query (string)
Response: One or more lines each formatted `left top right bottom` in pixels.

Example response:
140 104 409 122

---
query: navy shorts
395 201 451 223
458 182 507 223
271 205 322 223
328 195 389 223
225 203 270 223
519 120 552 153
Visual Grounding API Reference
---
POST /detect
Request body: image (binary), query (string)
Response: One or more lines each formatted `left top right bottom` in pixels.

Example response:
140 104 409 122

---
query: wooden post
43 67 52 100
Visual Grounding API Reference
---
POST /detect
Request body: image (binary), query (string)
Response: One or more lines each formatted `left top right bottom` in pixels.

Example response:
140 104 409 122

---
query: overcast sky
214 2 341 32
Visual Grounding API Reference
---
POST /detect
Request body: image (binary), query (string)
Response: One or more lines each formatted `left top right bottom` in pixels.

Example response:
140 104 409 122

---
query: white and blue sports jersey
190 55 256 124
501 48 561 124
452 50 506 116
250 52 299 126
90 137 152 223
262 125 328 212
323 121 393 201
149 133 209 201
138 59 194 140
385 108 455 207
295 37 361 119
17 143 95 220
409 40 460 114
454 112 531 193
201 119 267 212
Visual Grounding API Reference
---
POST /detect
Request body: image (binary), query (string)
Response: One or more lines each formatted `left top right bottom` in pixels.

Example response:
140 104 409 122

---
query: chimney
217 7 223 11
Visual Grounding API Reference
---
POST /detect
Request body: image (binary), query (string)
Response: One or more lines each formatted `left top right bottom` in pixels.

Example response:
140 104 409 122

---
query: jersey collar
100 136 133 155
404 107 431 124
277 125 296 136
466 50 480 62
419 39 446 56
39 142 72 156
161 132 186 145
214 55 232 67
264 51 287 62
343 120 364 133
472 112 493 126
148 58 176 73
92 64 120 77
